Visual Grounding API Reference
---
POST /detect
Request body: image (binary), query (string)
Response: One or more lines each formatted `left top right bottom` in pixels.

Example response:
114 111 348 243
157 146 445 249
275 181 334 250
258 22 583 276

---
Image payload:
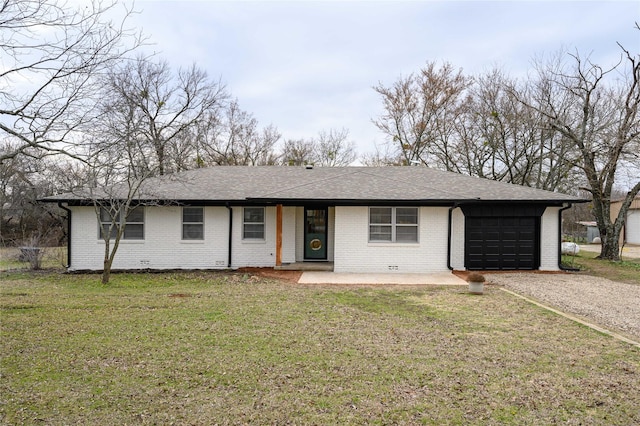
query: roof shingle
42 166 587 204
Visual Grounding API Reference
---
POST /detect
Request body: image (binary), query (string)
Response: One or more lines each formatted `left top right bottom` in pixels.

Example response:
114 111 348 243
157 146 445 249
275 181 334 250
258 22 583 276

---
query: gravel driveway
486 273 640 342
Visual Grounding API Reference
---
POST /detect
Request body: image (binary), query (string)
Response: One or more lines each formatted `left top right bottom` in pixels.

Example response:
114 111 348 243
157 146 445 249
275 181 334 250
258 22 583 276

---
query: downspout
225 203 233 268
58 202 71 268
447 203 458 270
558 204 579 272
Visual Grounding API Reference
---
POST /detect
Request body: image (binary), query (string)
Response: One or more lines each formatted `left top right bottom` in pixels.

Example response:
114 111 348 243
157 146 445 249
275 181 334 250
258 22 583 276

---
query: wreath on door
309 238 322 251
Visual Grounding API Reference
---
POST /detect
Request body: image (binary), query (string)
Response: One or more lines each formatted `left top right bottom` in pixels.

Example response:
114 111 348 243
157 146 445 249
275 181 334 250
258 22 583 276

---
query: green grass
562 251 640 285
2 271 639 424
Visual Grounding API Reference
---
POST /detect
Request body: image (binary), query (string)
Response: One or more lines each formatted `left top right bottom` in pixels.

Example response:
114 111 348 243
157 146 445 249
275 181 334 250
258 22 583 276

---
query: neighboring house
611 196 640 245
42 166 587 273
576 221 600 243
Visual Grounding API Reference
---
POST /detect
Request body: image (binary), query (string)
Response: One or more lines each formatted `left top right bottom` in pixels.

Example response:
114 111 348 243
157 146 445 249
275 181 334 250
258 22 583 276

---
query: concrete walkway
298 271 467 285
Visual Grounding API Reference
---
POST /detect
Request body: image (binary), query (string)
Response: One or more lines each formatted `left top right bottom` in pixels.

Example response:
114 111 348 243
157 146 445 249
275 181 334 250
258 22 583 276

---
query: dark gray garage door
465 216 539 270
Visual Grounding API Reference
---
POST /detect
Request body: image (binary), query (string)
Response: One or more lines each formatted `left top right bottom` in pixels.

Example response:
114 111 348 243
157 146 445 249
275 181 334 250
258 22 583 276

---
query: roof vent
305 164 314 169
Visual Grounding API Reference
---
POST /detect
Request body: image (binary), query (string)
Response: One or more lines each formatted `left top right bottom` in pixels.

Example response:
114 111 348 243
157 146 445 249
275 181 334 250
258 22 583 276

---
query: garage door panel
465 215 539 270
519 230 535 239
502 230 517 240
501 259 518 269
486 245 501 255
483 258 501 269
502 218 518 226
482 218 501 227
485 230 500 239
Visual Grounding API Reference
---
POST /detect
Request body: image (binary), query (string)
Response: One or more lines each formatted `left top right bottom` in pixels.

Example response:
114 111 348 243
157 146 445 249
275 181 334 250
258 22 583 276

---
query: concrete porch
298 271 467 285
275 262 334 271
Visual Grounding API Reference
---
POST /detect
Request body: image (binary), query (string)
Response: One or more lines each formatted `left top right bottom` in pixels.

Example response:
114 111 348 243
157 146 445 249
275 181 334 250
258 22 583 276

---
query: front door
304 207 328 260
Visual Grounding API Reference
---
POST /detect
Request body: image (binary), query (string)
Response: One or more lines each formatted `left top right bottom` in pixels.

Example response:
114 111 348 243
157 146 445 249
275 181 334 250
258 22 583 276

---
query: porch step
275 262 334 271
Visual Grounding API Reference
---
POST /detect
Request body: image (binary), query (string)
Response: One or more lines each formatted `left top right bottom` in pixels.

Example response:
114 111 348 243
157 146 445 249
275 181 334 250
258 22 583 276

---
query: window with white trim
99 206 144 240
243 207 265 239
182 207 204 240
369 207 418 242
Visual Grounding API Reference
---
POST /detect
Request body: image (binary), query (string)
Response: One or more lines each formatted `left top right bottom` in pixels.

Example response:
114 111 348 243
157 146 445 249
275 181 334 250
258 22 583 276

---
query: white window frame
369 207 418 243
243 207 265 240
99 206 145 240
182 207 204 240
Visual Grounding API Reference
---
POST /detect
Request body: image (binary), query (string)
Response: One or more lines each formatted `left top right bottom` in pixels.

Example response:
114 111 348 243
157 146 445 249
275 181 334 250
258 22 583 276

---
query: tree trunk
102 258 112 284
102 238 113 284
599 182 640 261
599 231 621 261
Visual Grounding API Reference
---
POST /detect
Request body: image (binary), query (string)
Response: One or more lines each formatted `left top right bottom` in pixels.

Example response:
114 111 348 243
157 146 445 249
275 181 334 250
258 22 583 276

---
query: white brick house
43 166 586 273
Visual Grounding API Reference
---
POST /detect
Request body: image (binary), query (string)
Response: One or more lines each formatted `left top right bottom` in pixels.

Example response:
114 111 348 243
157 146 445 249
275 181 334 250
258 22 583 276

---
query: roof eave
43 196 590 206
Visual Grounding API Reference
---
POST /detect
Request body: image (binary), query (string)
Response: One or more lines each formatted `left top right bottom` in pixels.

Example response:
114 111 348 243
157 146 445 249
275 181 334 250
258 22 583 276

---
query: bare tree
82 130 160 284
372 61 472 167
0 0 141 163
280 129 356 166
314 128 356 166
529 43 640 260
360 143 404 166
280 138 316 166
104 57 228 175
85 53 234 282
195 100 281 166
0 142 70 247
462 69 579 191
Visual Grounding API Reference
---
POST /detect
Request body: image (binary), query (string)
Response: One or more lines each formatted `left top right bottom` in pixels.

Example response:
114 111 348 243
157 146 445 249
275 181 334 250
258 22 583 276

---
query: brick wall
540 206 560 271
70 206 230 270
333 206 450 273
450 208 465 270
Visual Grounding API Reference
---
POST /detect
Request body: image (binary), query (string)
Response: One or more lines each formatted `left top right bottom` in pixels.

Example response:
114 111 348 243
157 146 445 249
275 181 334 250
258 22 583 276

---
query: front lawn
563 250 640 286
1 272 639 424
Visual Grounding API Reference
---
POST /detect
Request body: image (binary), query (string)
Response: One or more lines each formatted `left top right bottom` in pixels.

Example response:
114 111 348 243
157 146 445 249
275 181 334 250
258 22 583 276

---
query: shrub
466 272 486 283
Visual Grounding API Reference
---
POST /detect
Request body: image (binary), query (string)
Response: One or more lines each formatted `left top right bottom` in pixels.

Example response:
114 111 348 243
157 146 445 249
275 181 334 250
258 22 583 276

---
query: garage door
465 216 539 270
627 210 640 245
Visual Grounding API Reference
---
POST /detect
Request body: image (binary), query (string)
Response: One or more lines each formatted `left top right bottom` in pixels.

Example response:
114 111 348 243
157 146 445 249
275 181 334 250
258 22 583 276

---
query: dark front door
304 207 328 260
465 216 539 270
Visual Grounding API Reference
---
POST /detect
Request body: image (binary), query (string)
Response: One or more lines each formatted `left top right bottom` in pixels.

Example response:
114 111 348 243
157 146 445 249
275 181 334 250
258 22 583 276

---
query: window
182 207 204 240
99 206 144 240
243 207 264 239
369 207 418 242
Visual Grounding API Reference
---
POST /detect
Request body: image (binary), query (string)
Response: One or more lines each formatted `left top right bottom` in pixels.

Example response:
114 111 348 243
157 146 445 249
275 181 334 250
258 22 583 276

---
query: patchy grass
1 271 639 425
563 250 640 286
0 247 67 271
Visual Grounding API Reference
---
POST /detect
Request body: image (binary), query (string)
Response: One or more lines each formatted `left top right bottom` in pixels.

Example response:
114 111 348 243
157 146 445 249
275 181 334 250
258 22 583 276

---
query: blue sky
130 1 640 156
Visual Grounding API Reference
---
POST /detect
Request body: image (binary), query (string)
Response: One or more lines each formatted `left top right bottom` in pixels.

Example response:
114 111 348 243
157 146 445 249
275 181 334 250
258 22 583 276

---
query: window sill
368 242 420 247
242 239 266 244
180 240 205 244
97 239 145 244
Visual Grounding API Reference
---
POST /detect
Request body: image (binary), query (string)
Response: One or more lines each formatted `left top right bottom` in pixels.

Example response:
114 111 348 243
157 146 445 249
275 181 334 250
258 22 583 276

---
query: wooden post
276 204 282 266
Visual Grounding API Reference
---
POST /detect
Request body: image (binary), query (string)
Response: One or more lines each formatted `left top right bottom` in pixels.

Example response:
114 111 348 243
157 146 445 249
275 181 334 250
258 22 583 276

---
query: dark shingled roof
42 166 587 205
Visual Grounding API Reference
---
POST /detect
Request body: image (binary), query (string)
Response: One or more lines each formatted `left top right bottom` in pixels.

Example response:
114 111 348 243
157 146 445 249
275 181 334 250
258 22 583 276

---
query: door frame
303 206 328 261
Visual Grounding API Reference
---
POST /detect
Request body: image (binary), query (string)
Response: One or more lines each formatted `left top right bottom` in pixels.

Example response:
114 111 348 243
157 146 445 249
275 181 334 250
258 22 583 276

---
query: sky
128 1 640 157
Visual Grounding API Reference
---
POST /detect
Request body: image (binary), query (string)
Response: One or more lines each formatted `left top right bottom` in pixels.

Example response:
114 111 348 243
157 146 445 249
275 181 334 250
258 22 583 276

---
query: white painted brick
540 206 561 271
231 206 276 268
333 206 450 273
69 206 230 270
450 208 465 270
